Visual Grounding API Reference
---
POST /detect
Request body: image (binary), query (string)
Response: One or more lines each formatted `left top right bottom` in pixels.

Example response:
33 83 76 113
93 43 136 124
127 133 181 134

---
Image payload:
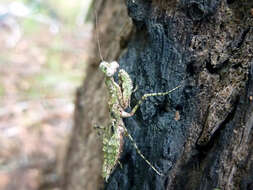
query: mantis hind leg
123 126 163 176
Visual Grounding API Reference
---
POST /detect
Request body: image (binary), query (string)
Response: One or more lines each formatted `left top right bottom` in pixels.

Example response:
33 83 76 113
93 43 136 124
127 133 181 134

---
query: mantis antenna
95 11 104 62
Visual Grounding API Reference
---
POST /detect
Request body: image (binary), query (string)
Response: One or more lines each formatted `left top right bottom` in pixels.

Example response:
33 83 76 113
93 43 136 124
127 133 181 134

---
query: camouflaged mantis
98 60 182 181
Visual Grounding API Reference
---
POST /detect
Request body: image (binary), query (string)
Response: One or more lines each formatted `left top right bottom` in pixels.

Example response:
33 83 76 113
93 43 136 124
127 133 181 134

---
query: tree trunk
62 0 253 189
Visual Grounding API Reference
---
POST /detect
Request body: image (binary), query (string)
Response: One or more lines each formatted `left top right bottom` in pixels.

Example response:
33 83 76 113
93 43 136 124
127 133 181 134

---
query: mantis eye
110 61 119 70
99 61 109 73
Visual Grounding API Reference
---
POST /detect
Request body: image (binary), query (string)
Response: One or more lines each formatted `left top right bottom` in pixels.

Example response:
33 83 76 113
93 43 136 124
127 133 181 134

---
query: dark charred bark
62 0 253 189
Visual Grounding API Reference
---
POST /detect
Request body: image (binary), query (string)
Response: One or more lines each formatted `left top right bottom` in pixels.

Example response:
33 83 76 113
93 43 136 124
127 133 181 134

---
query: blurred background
0 0 93 189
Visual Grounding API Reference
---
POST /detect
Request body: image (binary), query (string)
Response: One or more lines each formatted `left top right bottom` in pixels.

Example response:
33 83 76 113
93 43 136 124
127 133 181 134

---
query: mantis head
99 61 119 77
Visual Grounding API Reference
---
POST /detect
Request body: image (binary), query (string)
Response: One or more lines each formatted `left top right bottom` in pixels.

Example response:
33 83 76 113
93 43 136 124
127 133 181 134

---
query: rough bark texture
62 0 253 190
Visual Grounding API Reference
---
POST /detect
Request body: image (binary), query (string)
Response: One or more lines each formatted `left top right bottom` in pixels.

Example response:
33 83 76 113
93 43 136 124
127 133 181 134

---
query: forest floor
0 1 92 189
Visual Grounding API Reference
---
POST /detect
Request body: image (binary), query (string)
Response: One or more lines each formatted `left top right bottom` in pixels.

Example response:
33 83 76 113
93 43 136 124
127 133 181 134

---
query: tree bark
62 0 253 189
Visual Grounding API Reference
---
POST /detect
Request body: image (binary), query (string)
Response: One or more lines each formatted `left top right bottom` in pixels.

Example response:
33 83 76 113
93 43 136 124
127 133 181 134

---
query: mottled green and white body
99 61 134 181
99 61 182 181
